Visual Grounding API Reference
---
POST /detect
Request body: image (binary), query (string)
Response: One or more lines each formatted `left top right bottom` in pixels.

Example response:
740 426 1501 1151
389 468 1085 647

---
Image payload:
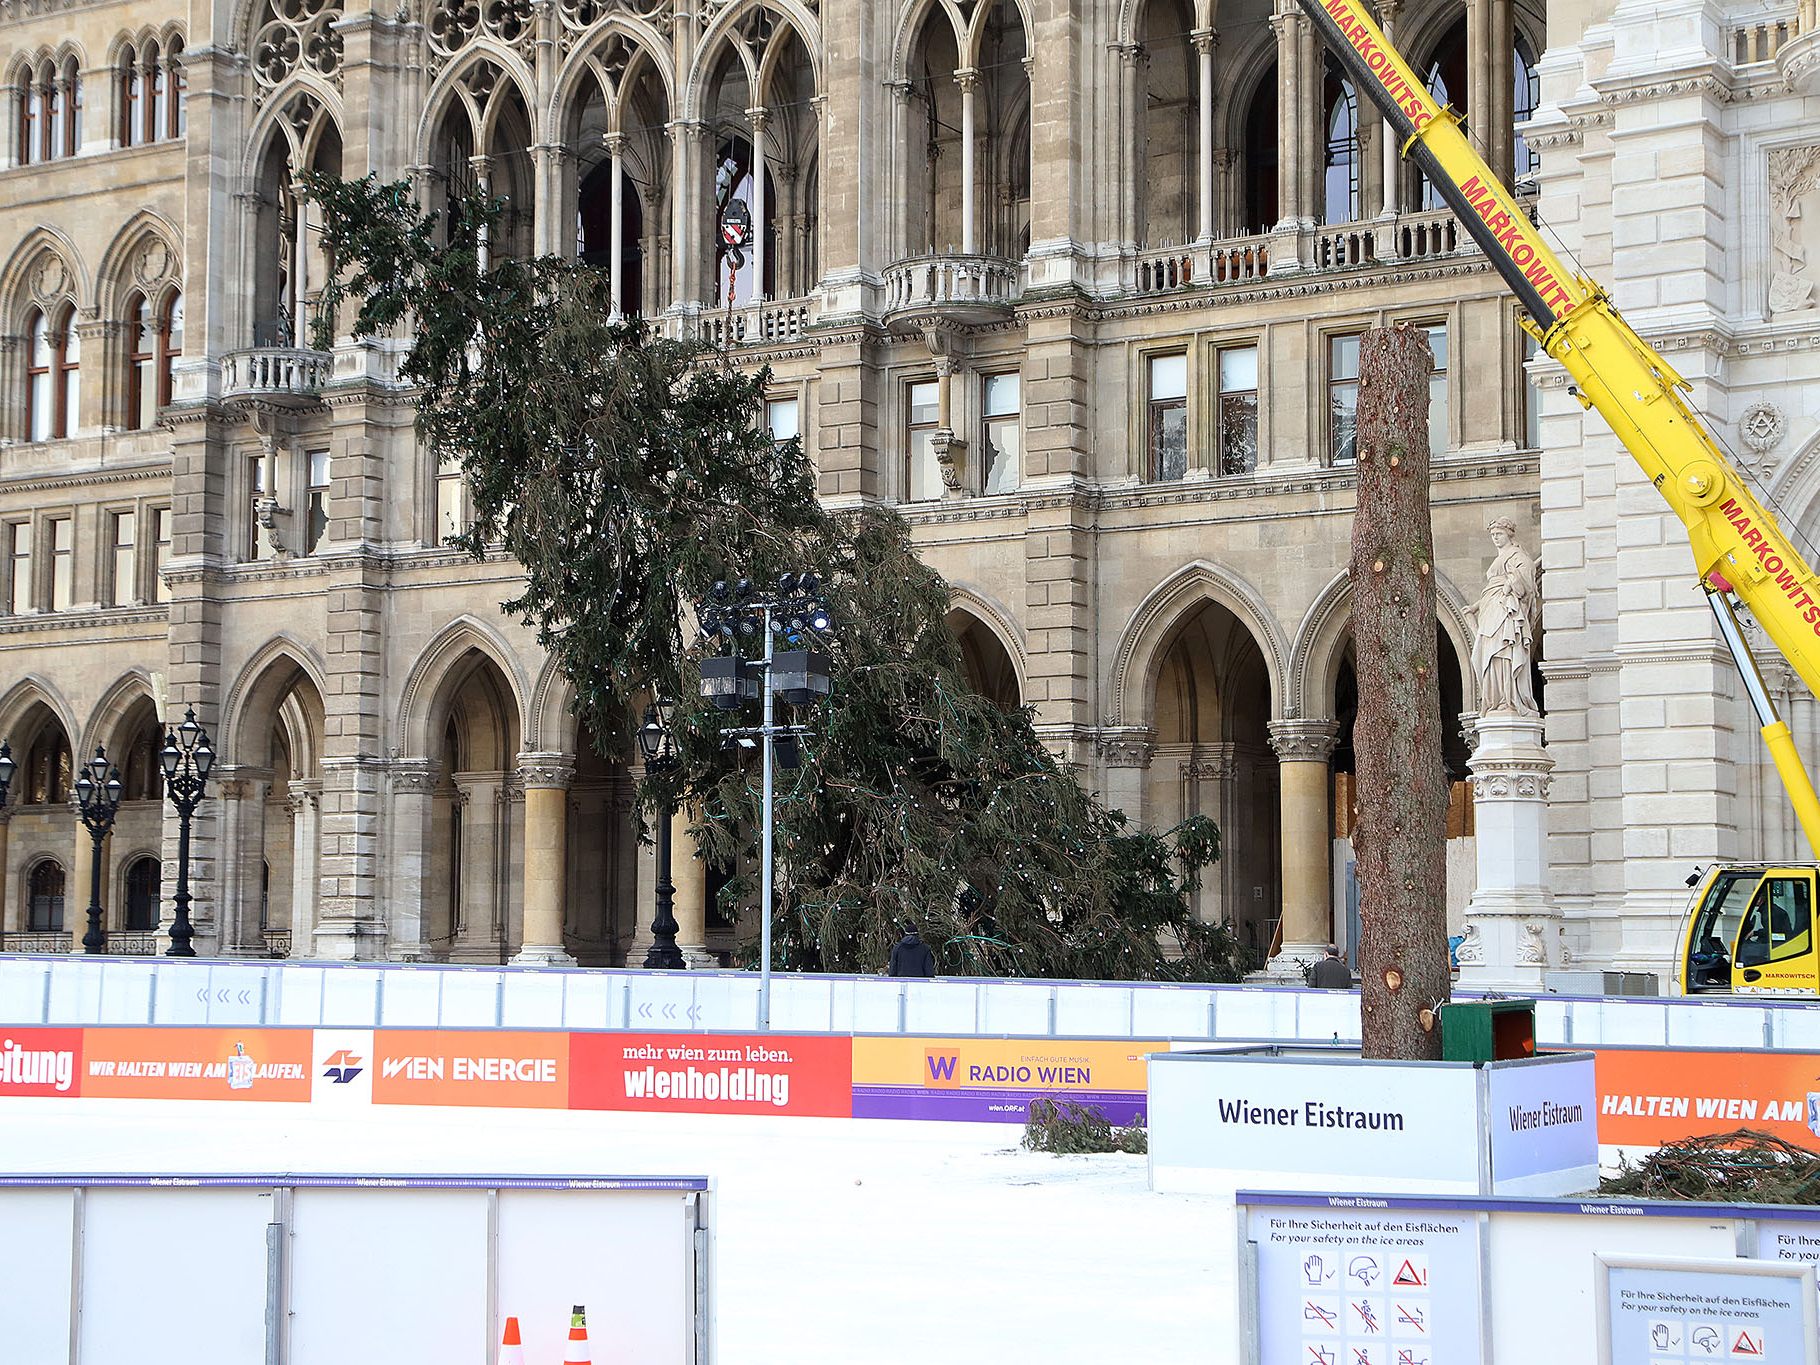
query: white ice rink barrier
0 1173 714 1365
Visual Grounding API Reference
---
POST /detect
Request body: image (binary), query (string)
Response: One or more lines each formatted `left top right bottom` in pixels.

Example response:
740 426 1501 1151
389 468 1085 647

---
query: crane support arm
1295 0 1820 854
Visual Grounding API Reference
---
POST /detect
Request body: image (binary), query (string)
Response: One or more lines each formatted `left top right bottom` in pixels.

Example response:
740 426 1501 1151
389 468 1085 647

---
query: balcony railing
1392 208 1464 262
1732 8 1803 62
882 253 1020 322
0 931 159 954
1132 236 1272 296
701 297 816 348
262 928 292 959
1313 222 1377 271
221 346 331 409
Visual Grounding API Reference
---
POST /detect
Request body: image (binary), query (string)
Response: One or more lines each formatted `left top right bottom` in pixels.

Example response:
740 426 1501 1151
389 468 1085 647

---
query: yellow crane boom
1297 0 1820 855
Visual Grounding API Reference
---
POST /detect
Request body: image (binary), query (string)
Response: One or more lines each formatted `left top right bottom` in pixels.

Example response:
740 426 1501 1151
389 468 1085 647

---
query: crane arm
1295 0 1820 856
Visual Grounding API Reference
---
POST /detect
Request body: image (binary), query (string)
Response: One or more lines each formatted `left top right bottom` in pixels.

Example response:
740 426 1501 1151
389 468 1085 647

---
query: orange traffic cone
497 1316 526 1365
562 1304 592 1365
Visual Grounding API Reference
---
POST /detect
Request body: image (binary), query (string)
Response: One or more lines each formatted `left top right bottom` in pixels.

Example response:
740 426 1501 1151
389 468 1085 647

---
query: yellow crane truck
1293 0 1820 994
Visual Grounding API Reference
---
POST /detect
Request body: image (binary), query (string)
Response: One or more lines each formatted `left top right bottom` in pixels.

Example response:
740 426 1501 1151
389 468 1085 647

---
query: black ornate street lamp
638 700 686 971
74 748 125 954
0 740 15 808
160 707 215 958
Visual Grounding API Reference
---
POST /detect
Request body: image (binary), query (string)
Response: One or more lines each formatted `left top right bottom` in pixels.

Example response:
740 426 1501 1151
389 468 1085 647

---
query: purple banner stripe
851 1086 1147 1125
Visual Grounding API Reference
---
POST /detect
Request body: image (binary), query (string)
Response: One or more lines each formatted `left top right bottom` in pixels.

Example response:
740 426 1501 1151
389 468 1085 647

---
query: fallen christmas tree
1600 1129 1820 1204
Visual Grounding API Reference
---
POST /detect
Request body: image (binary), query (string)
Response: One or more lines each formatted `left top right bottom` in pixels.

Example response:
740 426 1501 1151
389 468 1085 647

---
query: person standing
1307 944 1353 989
888 925 937 978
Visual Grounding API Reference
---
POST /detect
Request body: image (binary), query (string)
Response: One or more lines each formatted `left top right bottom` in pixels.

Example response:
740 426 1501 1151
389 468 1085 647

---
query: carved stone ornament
1098 739 1153 768
31 253 66 306
517 758 574 789
1740 400 1786 457
1769 145 1820 316
1468 517 1541 716
250 0 345 98
1455 922 1485 964
1518 920 1549 965
391 764 440 795
1266 720 1340 762
134 239 172 290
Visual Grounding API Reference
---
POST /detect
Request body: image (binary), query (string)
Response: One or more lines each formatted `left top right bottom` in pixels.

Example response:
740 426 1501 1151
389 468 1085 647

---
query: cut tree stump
1350 323 1451 1061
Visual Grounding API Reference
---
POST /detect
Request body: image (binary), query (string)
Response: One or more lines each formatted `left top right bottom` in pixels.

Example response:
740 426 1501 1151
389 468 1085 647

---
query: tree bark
1350 323 1451 1061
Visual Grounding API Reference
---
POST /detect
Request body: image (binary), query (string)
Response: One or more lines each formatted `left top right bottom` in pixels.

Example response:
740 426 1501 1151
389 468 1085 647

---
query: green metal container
1439 998 1536 1063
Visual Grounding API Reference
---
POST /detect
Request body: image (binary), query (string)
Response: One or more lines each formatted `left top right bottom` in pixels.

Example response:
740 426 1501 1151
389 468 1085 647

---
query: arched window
56 307 80 436
148 48 167 143
1242 73 1278 234
25 309 51 441
25 726 71 804
126 291 153 429
1513 36 1540 188
1421 21 1469 210
27 860 65 932
119 44 140 145
124 856 160 931
44 65 63 161
18 75 40 164
121 721 163 801
1322 64 1359 226
157 290 182 407
168 39 186 138
62 57 81 156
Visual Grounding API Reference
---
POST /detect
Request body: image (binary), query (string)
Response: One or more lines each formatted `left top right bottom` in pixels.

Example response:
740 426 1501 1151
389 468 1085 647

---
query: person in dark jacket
888 926 937 978
1307 945 1353 989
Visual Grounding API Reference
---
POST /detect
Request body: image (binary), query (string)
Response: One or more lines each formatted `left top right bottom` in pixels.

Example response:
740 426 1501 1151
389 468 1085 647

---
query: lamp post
0 740 14 807
637 701 687 970
160 707 215 958
74 748 125 954
698 574 833 1029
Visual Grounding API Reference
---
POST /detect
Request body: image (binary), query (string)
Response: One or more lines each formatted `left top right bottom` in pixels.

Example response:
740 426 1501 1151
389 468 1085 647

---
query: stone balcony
221 346 331 411
882 253 1021 325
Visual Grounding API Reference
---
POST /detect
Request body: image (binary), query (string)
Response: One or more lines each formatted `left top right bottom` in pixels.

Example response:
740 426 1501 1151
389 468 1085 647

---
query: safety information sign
1245 1201 1484 1364
1597 1256 1816 1364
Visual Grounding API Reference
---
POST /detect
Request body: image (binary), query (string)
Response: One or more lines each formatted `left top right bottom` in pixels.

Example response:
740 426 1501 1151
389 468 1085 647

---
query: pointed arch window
126 292 154 429
27 860 66 932
44 67 63 160
1513 37 1541 188
25 309 51 441
1322 64 1360 226
57 308 80 436
168 39 186 138
63 58 81 155
19 76 40 164
157 290 183 408
25 727 71 804
148 52 167 142
120 44 141 145
124 857 160 931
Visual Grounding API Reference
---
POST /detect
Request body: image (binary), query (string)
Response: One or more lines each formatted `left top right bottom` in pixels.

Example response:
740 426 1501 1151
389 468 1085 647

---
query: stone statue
1467 516 1540 716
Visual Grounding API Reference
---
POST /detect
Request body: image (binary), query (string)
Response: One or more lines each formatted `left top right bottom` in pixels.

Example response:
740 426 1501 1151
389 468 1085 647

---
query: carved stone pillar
387 761 437 961
514 753 575 965
1267 719 1340 977
955 68 980 254
1192 28 1218 243
286 778 322 958
1456 713 1565 989
1097 731 1155 824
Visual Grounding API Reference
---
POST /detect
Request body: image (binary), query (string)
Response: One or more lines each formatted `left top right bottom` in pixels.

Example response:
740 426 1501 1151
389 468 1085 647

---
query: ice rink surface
0 1099 1234 1364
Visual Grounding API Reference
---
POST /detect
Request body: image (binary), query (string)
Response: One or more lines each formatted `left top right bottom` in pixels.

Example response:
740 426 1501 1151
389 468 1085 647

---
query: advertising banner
1595 1049 1820 1152
570 1032 853 1117
1245 1199 1485 1364
370 1030 571 1109
80 1028 314 1102
849 1037 1158 1123
1485 1055 1599 1193
0 1027 82 1097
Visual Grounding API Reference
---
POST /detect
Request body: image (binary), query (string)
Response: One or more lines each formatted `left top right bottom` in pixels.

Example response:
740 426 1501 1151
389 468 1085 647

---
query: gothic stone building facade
2 0 1717 974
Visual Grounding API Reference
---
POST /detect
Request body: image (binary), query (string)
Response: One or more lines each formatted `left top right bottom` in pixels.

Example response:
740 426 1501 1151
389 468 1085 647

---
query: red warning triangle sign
1732 1328 1764 1355
1392 1259 1426 1287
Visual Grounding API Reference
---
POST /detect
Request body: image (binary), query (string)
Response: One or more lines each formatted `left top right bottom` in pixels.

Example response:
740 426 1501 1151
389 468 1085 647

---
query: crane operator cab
1677 864 1819 994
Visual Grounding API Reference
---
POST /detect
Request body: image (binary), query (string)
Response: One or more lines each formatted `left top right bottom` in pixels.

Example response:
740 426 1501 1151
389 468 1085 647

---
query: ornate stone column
1378 0 1404 220
514 753 575 965
1193 28 1218 243
955 68 980 254
1266 719 1340 977
1456 714 1566 988
386 761 437 961
286 778 321 958
604 132 627 317
748 106 770 298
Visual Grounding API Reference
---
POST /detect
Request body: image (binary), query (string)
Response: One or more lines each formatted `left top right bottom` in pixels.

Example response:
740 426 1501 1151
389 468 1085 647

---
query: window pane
1218 346 1257 393
1331 383 1358 464
8 523 30 613
1151 401 1187 481
765 397 799 442
112 511 135 606
437 466 466 541
1219 393 1259 476
983 373 1020 417
152 508 171 604
908 427 942 502
908 382 939 426
1330 334 1360 382
1523 331 1541 450
983 416 1020 495
49 518 72 610
1149 353 1187 401
308 449 330 488
1427 325 1448 455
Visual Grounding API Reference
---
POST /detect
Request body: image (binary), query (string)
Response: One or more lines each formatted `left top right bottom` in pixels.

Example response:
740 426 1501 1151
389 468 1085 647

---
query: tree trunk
1350 323 1451 1061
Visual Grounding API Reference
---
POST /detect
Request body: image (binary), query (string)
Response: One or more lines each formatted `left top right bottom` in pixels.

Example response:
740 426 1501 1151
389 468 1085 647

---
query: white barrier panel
7 953 1820 1057
1240 1191 1820 1364
1150 1047 1597 1198
0 1174 713 1365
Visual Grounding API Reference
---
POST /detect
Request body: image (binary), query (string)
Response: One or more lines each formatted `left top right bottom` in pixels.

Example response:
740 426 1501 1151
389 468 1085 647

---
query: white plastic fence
2 954 1816 1049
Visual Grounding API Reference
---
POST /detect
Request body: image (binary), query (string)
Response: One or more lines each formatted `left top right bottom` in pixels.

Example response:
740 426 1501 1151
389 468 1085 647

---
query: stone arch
397 615 531 757
240 79 344 180
79 669 160 759
95 210 184 320
1109 561 1289 728
221 638 330 774
0 676 79 752
0 227 91 320
960 0 1033 68
686 0 823 122
527 654 579 755
890 0 966 85
945 585 1027 700
548 15 677 137
416 43 538 161
1288 569 1479 721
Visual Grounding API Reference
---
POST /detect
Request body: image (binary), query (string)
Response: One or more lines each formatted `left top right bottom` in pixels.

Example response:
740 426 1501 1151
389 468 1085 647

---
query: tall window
119 39 183 146
58 312 80 434
1522 328 1541 450
248 454 272 559
435 454 467 542
48 516 72 610
63 57 81 155
1323 66 1360 226
158 291 182 407
125 857 160 931
906 380 941 503
18 77 40 164
6 523 30 613
27 861 65 932
110 510 137 605
122 723 163 801
25 728 70 803
17 59 80 163
25 309 51 440
304 448 330 554
1148 353 1188 482
1329 334 1361 464
1216 346 1260 476
1424 324 1449 455
120 45 140 144
45 68 63 161
981 373 1021 495
126 292 154 429
170 41 187 137
151 506 172 603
